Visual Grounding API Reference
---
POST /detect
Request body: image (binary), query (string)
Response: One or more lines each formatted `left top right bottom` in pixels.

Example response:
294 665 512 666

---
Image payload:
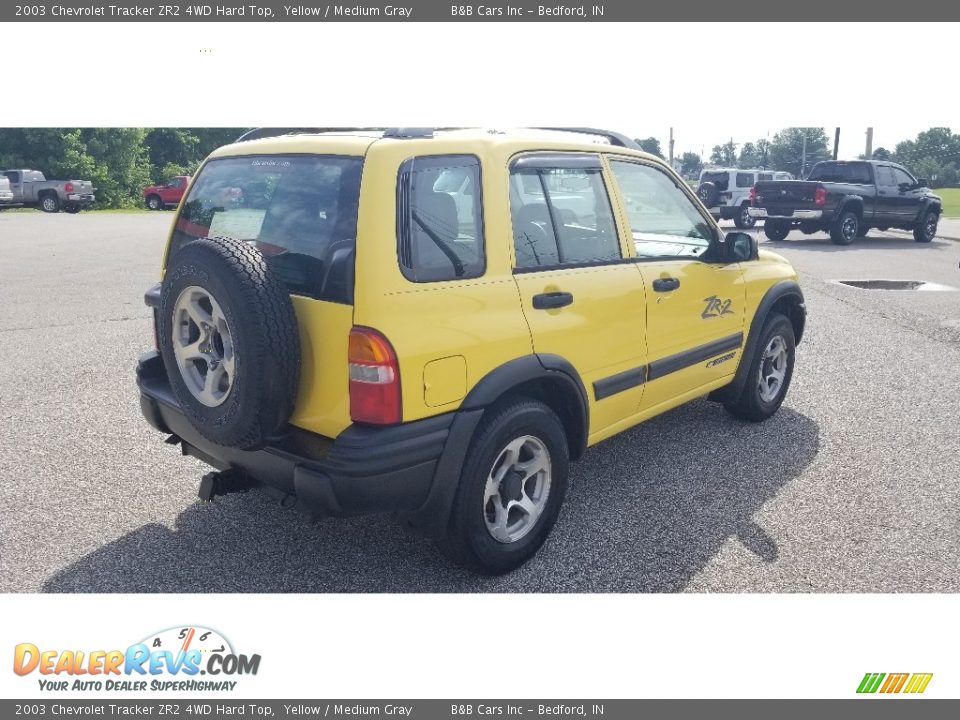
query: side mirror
898 182 912 192
726 231 759 262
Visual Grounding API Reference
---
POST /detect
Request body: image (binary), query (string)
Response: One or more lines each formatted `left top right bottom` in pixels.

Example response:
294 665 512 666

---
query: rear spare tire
158 236 301 450
697 182 719 208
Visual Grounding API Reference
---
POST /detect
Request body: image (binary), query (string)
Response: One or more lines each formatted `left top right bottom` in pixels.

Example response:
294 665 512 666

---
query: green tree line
642 127 960 186
0 128 247 208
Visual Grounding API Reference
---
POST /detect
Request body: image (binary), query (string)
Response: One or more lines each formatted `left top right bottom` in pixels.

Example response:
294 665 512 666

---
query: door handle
652 277 680 292
532 291 574 310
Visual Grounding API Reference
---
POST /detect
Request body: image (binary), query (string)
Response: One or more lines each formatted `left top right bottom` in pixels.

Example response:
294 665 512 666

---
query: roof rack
532 127 642 151
234 127 388 143
234 126 643 150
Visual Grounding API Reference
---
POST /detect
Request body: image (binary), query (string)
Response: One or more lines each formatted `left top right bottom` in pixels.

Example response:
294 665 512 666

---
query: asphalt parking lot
1 212 959 593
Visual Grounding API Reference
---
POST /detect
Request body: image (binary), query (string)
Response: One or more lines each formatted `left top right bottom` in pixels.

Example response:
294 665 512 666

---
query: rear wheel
830 210 859 245
444 399 569 575
146 194 164 211
913 209 938 243
763 220 789 242
723 312 796 422
733 203 756 229
40 194 60 213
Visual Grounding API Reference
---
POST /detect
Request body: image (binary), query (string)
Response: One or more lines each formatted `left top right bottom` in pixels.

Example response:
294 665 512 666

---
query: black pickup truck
748 160 942 245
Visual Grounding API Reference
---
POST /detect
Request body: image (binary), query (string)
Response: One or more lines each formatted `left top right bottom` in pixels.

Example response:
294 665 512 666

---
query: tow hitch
198 467 254 502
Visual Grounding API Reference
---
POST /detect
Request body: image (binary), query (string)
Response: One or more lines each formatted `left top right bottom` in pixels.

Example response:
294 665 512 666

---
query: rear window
700 171 729 191
807 162 872 184
170 154 363 303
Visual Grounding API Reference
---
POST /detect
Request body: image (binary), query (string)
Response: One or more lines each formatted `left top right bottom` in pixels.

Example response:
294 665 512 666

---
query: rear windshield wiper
412 210 465 277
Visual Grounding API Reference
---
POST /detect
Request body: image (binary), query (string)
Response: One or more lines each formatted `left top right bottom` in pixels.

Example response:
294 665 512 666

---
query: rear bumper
67 193 95 205
749 208 823 220
137 350 481 535
0 193 14 204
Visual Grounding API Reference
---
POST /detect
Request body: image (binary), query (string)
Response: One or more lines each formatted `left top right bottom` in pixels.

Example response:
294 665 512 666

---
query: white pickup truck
1 169 96 213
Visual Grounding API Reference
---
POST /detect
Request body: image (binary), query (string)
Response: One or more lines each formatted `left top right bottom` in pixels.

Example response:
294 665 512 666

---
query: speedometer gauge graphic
138 626 233 657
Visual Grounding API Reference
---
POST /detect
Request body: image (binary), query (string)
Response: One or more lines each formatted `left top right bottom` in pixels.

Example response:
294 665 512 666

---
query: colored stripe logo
857 672 933 694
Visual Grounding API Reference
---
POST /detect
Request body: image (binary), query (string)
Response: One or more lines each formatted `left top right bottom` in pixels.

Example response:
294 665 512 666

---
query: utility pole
801 133 807 178
833 127 840 160
865 128 874 160
668 127 674 167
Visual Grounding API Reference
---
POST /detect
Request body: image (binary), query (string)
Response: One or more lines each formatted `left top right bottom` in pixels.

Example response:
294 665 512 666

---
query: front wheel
723 313 796 422
913 210 938 243
734 203 756 229
444 399 569 575
830 210 859 245
763 220 789 242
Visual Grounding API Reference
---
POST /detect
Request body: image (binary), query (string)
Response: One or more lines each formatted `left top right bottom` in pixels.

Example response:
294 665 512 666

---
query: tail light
348 327 401 424
749 185 758 204
64 182 74 193
814 187 827 206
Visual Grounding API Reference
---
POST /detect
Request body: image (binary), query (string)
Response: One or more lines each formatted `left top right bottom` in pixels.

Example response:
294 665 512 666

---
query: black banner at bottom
1 700 957 719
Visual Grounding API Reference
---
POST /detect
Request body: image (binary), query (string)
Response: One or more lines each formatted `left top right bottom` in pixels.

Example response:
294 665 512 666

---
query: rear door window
396 154 485 282
510 164 620 269
170 154 363 303
876 166 897 187
736 172 755 188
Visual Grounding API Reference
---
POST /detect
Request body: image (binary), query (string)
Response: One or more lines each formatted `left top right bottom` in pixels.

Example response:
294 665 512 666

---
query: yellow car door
509 153 648 440
606 157 746 413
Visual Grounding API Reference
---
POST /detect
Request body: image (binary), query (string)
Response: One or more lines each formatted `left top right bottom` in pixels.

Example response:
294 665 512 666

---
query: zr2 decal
702 295 734 319
706 351 737 368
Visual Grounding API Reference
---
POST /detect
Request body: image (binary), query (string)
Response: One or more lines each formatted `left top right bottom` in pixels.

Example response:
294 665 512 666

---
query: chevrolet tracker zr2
137 127 807 574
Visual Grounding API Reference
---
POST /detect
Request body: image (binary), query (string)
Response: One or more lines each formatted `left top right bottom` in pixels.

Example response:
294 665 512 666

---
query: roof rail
234 127 388 143
532 127 642 151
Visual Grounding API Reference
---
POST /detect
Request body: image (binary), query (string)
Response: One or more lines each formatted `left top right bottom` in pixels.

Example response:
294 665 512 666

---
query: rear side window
170 154 363 303
700 171 729 191
808 162 872 184
397 155 484 283
510 166 620 269
758 173 773 182
736 172 755 188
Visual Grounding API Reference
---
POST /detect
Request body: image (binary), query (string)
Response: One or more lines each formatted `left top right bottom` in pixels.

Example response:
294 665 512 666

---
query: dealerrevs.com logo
13 626 261 693
857 672 933 695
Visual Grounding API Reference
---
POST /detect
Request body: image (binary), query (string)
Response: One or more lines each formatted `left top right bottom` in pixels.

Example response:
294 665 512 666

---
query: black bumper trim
137 351 467 525
647 333 744 382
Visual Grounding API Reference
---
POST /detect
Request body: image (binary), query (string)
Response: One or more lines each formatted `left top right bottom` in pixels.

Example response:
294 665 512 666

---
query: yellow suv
137 127 806 574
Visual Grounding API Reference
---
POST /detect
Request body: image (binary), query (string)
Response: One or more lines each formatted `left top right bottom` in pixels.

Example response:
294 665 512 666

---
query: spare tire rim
483 435 552 544
172 285 235 407
758 335 788 402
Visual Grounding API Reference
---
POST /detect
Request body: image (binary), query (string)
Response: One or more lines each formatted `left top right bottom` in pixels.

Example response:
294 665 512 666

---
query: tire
913 209 938 243
763 220 789 242
830 209 859 245
697 182 719 209
63 203 81 214
733 203 756 229
146 194 164 211
444 399 569 575
158 236 301 450
40 194 60 213
723 312 796 422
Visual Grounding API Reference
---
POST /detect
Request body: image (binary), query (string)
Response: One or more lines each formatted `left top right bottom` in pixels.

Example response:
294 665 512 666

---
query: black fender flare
718 281 806 402
402 354 589 539
915 198 942 224
835 195 864 221
461 353 589 461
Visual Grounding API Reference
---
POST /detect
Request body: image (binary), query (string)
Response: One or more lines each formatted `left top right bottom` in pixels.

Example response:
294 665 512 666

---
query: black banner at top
1 0 949 21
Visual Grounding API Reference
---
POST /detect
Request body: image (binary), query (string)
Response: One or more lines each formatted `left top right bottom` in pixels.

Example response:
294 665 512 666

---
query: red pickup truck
143 175 190 210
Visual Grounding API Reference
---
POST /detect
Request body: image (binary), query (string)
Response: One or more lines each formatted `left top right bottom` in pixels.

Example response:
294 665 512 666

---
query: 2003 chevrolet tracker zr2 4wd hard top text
137 127 806 574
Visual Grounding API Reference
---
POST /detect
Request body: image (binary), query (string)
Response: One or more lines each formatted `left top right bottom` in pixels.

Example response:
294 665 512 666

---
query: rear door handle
532 291 574 310
652 277 680 292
